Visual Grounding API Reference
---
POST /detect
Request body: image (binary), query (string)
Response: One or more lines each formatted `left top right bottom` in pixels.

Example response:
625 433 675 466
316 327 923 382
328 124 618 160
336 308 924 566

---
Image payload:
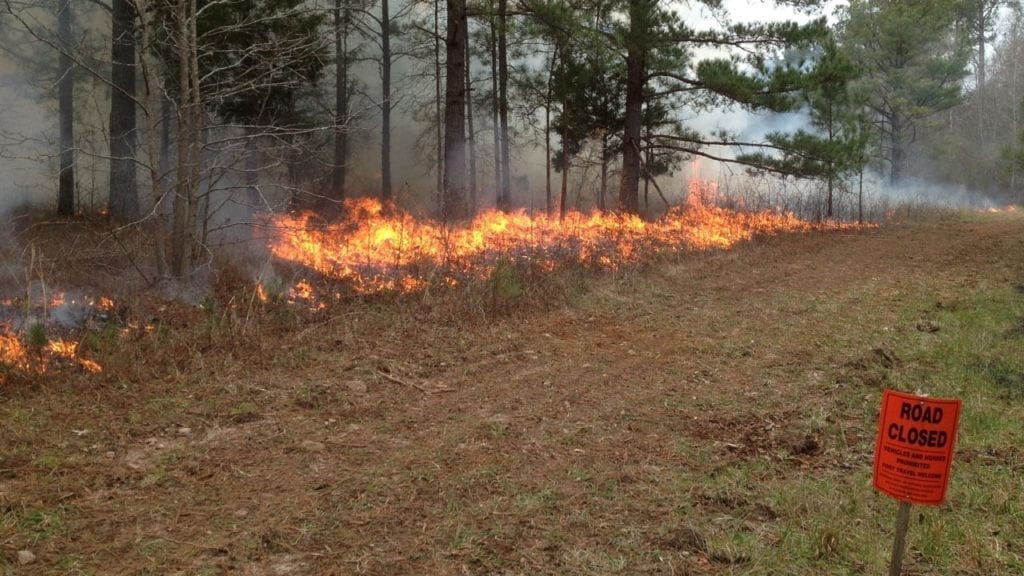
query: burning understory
0 291 109 381
2 190 870 382
265 194 868 297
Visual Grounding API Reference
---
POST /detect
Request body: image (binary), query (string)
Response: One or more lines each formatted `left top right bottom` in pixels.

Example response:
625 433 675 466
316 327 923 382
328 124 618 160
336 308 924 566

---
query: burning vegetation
1 191 873 382
266 194 869 297
0 292 108 382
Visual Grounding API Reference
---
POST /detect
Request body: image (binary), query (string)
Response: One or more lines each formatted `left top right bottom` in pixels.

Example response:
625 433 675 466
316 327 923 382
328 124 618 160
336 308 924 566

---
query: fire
686 158 719 208
267 195 866 296
987 205 1020 213
0 331 26 368
0 292 110 381
0 330 102 377
288 279 327 310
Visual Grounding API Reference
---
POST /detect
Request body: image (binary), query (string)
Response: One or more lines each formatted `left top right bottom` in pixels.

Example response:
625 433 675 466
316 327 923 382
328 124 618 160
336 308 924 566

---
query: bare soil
1 210 1022 575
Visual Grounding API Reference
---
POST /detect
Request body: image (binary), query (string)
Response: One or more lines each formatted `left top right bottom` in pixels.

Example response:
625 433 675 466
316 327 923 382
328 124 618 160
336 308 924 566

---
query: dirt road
2 210 1022 575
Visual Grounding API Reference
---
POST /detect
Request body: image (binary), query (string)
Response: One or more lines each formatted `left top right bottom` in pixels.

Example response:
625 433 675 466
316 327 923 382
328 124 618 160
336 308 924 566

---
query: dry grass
1 207 1023 575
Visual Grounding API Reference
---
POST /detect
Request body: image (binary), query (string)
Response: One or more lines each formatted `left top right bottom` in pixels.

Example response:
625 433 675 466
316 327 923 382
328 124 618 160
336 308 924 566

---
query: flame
287 279 327 310
0 331 26 368
987 205 1020 213
0 292 111 380
267 195 867 296
686 158 719 208
0 332 103 377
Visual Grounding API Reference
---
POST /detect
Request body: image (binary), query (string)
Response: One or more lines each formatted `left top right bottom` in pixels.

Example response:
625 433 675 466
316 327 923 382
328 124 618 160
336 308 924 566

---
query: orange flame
267 196 867 296
987 205 1020 213
0 332 103 377
1 292 111 380
0 331 26 368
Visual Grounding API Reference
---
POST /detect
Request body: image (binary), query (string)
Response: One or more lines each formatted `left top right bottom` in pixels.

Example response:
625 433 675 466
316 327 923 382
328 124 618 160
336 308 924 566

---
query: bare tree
333 0 352 204
109 0 139 221
57 0 75 216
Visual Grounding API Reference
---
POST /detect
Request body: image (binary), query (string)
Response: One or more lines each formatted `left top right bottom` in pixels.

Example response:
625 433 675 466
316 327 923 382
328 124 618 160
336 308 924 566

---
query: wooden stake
889 501 912 576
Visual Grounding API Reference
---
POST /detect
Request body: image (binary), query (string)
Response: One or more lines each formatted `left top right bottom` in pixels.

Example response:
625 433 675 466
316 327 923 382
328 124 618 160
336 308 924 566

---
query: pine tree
609 0 829 213
739 38 869 218
838 0 970 184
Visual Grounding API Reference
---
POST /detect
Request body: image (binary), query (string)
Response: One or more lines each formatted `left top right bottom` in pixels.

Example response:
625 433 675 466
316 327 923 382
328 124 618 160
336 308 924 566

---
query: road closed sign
873 389 962 505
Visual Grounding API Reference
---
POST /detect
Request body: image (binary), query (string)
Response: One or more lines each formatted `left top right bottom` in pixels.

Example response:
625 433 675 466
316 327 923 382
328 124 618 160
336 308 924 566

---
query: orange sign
873 389 962 505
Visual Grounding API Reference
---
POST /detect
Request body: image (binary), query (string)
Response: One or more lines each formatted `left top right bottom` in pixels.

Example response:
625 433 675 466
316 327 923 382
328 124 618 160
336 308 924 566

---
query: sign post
873 389 961 575
888 501 911 576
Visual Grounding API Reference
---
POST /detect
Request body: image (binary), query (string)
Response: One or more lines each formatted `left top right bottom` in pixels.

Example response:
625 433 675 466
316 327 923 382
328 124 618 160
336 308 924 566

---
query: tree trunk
619 48 643 214
170 3 189 277
599 132 608 211
976 1 987 91
160 94 172 220
332 0 349 204
559 101 569 221
544 90 551 215
826 101 834 219
186 0 201 265
975 3 987 149
442 0 468 221
137 0 168 277
434 0 443 201
1012 35 1019 195
496 0 511 211
858 165 864 224
57 0 75 216
170 0 199 277
466 47 478 212
490 10 501 208
643 142 650 214
109 0 138 221
381 0 392 203
545 51 554 215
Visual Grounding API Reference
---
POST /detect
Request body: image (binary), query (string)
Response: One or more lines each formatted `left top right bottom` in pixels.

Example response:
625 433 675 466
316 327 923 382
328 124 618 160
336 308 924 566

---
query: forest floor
1 207 1023 575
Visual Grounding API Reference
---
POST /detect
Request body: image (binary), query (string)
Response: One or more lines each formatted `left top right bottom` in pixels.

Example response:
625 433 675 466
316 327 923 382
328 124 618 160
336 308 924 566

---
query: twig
375 369 429 394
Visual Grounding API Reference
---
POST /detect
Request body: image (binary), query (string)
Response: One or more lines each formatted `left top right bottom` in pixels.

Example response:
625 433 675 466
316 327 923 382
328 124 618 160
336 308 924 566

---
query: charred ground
1 208 1023 575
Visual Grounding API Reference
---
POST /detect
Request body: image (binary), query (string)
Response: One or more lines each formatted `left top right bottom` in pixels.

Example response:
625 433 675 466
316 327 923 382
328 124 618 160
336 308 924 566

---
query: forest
2 2 1024 574
0 0 1021 279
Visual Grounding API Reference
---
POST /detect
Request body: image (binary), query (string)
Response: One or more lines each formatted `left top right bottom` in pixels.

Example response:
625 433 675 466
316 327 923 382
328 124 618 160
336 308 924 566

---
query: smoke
864 174 1003 210
0 68 53 216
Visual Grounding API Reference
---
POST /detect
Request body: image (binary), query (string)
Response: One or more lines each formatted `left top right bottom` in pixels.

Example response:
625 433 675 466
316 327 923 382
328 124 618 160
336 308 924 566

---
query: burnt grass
1 209 1024 574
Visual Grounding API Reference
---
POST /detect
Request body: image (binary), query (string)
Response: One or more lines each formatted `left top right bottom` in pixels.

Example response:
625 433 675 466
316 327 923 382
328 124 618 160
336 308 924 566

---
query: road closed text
887 402 949 447
873 390 962 505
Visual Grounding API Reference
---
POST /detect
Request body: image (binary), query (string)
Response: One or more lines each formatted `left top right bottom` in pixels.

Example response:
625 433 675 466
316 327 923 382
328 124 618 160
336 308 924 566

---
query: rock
916 320 940 333
17 550 36 565
177 427 192 436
